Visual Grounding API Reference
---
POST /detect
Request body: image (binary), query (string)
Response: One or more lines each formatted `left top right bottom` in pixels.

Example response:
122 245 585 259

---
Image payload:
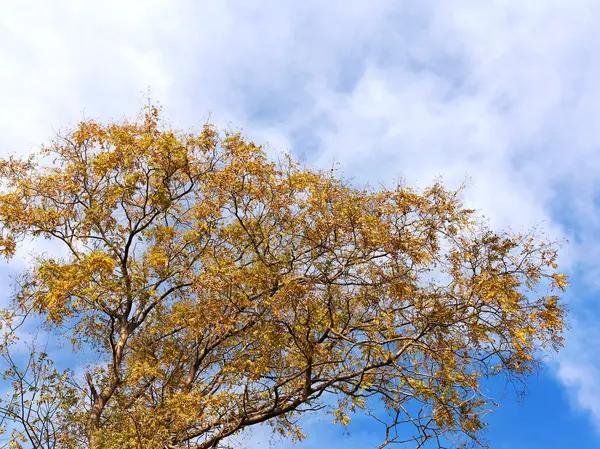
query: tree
0 106 566 449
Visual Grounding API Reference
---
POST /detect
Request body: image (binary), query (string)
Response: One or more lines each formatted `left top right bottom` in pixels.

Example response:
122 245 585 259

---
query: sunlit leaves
0 106 567 449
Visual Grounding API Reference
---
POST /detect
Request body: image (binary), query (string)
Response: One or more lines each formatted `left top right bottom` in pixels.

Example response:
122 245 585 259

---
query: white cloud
2 0 600 443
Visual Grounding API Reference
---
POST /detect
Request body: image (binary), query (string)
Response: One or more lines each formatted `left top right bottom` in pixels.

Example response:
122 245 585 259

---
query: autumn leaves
0 107 566 448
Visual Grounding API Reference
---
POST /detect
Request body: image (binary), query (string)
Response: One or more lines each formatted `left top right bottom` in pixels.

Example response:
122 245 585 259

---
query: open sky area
1 1 600 448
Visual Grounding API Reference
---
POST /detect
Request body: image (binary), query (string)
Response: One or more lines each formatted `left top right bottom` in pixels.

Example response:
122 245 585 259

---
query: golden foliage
0 106 566 449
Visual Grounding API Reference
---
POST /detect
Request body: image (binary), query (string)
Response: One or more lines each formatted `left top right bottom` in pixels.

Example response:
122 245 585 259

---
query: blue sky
2 1 600 448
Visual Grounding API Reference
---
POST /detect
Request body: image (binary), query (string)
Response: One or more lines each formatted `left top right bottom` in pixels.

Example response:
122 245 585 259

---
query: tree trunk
88 413 102 449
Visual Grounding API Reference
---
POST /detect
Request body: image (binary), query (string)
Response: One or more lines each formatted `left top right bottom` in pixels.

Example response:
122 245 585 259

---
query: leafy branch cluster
0 107 566 449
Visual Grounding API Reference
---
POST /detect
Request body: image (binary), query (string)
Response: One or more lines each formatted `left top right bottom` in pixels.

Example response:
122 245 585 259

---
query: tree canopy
0 107 566 449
